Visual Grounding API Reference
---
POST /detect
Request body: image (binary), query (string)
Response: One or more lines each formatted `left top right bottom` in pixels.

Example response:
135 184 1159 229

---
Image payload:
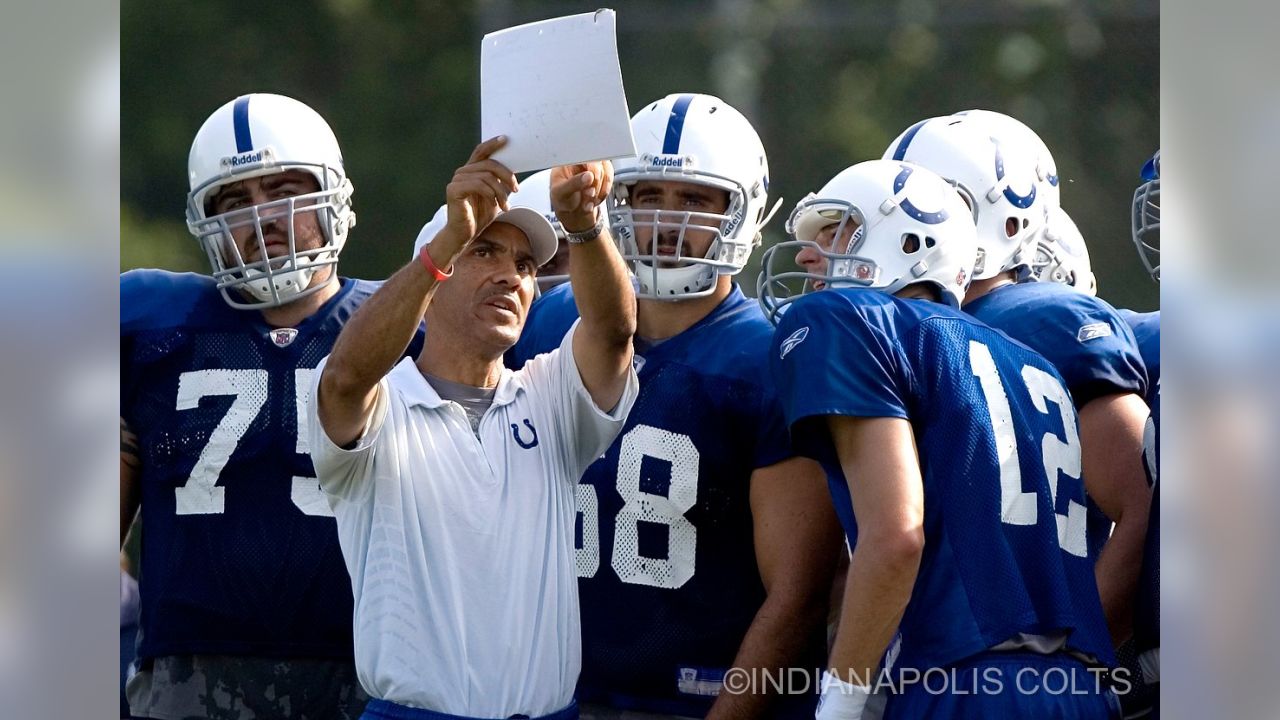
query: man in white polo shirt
310 136 639 720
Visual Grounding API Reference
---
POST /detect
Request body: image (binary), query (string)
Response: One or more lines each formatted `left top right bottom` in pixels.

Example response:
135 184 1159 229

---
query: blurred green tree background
123 0 1158 311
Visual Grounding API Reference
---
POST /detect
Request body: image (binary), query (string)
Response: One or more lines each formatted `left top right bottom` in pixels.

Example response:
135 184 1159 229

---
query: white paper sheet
480 9 636 174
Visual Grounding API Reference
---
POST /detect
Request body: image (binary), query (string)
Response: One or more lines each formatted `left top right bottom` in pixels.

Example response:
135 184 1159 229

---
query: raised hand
551 160 613 233
440 136 520 254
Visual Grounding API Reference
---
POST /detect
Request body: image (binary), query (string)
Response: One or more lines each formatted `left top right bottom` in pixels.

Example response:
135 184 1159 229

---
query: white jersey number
172 368 332 517
576 424 699 589
969 341 1088 557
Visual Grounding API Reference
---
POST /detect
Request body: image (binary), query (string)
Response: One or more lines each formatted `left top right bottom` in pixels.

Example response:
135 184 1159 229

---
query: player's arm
318 136 518 447
826 415 923 690
707 456 842 720
120 417 140 549
1079 392 1152 645
552 161 636 412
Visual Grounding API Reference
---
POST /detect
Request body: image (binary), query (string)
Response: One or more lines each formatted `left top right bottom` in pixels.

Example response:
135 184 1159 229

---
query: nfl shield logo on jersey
268 328 299 347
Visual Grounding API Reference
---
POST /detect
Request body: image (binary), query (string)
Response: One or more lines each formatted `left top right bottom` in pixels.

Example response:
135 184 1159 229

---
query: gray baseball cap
412 204 559 267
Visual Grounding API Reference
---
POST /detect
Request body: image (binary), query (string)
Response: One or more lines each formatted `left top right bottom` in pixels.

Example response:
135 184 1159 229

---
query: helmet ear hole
902 233 921 254
1005 217 1018 237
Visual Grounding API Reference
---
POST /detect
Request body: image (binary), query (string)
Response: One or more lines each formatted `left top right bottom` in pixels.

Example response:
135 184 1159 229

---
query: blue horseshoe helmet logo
993 144 1037 209
893 166 951 224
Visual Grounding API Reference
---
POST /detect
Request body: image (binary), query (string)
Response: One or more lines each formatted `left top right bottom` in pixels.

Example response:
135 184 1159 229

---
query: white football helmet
186 93 355 309
1132 150 1160 282
883 115 1044 280
757 160 978 324
609 93 781 299
953 109 1061 208
1029 206 1096 295
507 169 569 293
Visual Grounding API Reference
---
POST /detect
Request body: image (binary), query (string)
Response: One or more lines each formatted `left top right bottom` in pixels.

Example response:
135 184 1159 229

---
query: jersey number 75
171 368 331 517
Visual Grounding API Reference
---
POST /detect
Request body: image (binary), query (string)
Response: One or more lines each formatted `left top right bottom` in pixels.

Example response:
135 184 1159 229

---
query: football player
1028 206 1097 295
511 168 572 294
1027 150 1158 412
1016 147 1161 717
120 93 421 719
953 109 1092 296
1131 151 1160 284
761 158 1117 718
886 112 1152 646
509 93 842 719
1126 150 1161 718
1119 151 1161 404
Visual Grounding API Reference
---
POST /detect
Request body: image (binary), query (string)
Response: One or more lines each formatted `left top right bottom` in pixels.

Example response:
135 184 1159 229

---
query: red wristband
418 245 454 281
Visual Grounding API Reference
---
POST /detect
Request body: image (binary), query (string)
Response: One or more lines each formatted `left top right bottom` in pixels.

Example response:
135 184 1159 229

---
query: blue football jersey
506 282 580 371
965 282 1148 407
1134 374 1161 659
511 285 816 717
967 282 1149 561
1119 309 1160 410
1118 309 1159 632
121 270 422 661
771 289 1116 674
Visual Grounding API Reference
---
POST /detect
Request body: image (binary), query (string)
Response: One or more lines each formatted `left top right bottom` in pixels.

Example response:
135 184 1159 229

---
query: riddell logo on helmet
641 154 696 169
223 150 267 169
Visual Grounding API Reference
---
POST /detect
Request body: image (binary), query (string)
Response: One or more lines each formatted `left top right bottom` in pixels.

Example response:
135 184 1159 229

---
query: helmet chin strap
634 259 717 299
241 266 315 305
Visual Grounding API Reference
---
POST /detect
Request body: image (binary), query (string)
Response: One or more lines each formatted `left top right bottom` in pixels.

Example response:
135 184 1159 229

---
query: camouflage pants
125 654 367 720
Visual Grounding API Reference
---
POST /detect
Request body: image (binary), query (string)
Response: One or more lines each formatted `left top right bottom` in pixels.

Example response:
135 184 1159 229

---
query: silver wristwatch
565 211 606 244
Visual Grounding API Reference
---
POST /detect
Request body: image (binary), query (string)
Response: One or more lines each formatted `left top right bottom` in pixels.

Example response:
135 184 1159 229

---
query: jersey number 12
969 341 1088 557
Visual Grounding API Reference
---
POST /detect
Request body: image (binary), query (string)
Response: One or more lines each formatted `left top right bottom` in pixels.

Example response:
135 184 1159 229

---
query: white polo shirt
308 322 637 718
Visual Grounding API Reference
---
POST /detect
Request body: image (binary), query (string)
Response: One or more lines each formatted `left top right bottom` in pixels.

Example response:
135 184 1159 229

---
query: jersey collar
636 283 748 355
390 357 523 410
245 277 355 337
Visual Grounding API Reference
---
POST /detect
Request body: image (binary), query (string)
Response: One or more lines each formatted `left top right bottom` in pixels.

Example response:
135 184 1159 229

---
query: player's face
629 180 729 268
434 221 538 351
209 170 325 268
536 238 571 292
795 219 861 291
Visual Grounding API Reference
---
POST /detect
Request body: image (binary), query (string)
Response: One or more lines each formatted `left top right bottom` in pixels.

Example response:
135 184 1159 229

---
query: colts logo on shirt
511 419 539 449
1076 322 1113 343
779 326 810 359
